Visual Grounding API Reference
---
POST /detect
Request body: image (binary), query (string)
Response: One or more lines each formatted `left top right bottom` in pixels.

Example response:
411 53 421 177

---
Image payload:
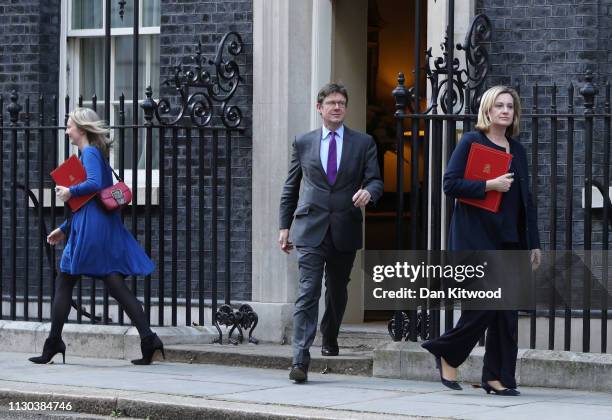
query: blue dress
58 146 155 277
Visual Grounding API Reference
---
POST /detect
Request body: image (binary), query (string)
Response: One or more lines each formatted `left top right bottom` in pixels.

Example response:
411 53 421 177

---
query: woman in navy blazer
422 86 541 396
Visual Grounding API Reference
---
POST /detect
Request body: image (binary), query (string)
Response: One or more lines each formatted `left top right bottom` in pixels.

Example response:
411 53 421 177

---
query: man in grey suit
279 83 383 383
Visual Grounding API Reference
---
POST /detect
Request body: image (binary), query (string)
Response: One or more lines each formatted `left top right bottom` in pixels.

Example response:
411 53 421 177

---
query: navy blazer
444 131 541 251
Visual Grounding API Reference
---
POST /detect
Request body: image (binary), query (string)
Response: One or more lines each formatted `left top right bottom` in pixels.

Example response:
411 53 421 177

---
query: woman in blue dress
29 107 164 366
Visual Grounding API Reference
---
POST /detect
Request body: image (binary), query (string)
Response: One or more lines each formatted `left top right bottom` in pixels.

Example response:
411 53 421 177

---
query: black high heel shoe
481 381 520 396
435 356 462 390
131 333 165 365
29 337 66 364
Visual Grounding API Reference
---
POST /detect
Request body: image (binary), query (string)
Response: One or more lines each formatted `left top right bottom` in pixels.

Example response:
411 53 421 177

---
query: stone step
164 343 373 376
313 322 391 350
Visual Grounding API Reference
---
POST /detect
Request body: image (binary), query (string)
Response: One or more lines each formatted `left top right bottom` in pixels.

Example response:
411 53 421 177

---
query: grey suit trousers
292 229 356 366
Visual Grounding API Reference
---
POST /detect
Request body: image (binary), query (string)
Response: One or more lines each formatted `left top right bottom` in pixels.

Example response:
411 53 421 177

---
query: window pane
143 0 161 27
114 36 146 101
72 0 102 29
148 36 160 99
79 103 106 125
112 106 159 170
79 38 105 101
111 0 134 29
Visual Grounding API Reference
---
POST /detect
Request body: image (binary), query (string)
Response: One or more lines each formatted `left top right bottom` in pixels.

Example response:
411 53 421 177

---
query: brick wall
476 0 612 250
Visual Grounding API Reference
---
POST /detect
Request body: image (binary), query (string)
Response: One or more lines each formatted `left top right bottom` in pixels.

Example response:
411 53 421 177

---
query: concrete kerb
372 340 612 393
0 320 217 361
0 386 423 420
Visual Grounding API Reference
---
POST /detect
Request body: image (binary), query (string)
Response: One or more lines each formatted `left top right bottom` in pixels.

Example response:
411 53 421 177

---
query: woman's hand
485 173 514 192
55 186 72 202
47 228 66 245
530 248 542 271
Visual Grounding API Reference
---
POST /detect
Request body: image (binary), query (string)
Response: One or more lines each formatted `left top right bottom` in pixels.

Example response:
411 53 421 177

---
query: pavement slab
0 351 610 419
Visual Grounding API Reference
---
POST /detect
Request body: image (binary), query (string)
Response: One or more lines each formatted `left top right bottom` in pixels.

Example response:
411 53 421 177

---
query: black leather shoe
321 346 339 356
29 337 66 364
435 356 462 390
481 381 520 396
289 363 308 383
131 333 165 365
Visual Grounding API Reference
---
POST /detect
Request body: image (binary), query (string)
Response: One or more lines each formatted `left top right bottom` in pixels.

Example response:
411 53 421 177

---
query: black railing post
8 91 22 320
602 81 610 353
580 69 597 353
141 87 155 318
38 95 45 321
142 86 155 322
390 73 408 341
530 83 539 349
24 97 31 320
549 83 558 350
118 93 126 325
565 83 575 351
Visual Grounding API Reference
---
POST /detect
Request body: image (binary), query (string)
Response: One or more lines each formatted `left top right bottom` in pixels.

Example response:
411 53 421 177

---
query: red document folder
50 155 95 212
458 142 512 213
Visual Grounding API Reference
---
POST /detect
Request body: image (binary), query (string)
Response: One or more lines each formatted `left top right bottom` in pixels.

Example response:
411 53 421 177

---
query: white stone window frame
57 0 161 198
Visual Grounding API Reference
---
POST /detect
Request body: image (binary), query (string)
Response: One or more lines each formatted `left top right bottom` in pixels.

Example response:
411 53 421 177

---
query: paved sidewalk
0 352 611 420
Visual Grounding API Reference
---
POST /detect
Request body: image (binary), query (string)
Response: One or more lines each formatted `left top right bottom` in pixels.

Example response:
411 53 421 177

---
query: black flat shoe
481 381 520 396
435 356 462 390
131 333 165 365
29 337 66 364
289 363 308 383
321 346 339 356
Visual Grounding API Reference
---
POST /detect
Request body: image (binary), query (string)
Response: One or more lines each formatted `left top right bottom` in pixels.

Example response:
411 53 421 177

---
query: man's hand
530 248 542 271
279 229 293 254
55 186 72 202
352 189 371 208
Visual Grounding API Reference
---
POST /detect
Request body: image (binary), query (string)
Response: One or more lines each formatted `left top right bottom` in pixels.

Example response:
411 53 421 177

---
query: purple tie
326 131 337 184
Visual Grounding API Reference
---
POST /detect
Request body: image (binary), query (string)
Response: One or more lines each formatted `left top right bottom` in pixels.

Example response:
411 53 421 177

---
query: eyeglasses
323 100 347 108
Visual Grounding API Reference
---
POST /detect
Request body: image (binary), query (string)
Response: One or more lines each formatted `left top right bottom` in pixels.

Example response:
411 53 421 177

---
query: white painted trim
310 0 333 130
29 186 159 208
59 2 161 186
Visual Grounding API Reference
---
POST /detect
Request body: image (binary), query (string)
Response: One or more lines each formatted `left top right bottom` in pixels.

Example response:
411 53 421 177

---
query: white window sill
582 186 612 209
28 187 159 208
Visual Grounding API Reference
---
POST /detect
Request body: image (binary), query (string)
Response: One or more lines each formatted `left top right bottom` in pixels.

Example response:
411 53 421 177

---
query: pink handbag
97 168 132 212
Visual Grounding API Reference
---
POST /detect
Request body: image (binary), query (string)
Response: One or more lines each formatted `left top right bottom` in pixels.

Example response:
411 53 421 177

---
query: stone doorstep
164 343 374 376
0 320 218 362
374 341 612 393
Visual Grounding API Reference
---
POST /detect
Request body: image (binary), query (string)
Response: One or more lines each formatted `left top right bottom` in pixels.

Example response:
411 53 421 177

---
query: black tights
49 272 153 339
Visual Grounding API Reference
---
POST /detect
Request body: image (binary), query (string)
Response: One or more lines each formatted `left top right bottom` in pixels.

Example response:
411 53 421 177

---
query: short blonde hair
68 108 112 159
475 86 521 137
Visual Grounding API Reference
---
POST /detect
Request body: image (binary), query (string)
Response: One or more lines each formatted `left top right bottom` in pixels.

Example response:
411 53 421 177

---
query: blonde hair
68 107 112 159
475 86 521 137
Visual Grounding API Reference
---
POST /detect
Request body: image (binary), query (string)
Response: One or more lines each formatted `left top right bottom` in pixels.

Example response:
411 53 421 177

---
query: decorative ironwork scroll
387 311 430 342
141 31 244 128
214 304 259 345
402 13 492 116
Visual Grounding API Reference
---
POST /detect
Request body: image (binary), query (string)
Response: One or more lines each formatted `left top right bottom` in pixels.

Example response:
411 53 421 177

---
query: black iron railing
0 31 257 346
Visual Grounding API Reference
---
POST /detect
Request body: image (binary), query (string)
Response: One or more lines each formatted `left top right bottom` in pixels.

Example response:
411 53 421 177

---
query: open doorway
364 0 428 322
364 0 428 250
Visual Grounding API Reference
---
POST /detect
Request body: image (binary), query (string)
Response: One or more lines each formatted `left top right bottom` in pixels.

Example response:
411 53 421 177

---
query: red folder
458 142 512 213
50 155 95 212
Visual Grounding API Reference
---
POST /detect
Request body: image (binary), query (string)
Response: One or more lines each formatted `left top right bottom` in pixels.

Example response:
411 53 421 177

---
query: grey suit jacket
279 126 383 252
